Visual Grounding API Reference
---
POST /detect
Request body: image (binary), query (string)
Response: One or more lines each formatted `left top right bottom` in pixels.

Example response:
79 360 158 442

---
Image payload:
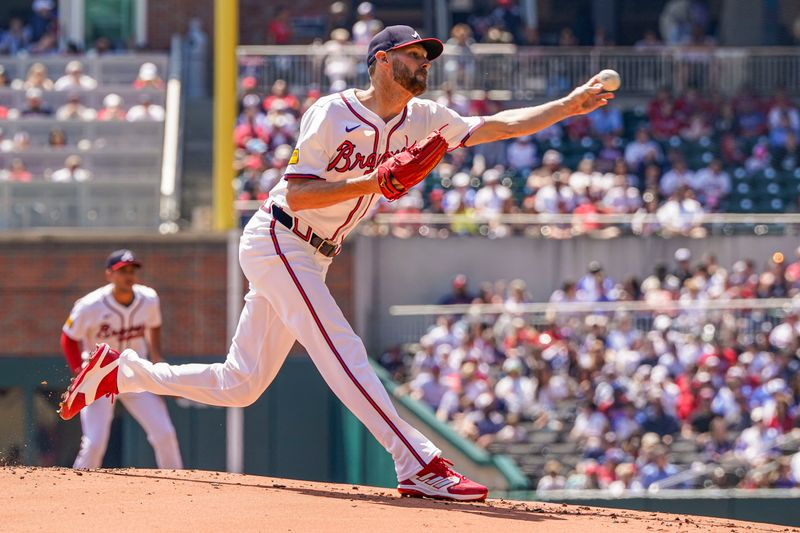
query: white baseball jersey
63 284 161 361
264 88 484 243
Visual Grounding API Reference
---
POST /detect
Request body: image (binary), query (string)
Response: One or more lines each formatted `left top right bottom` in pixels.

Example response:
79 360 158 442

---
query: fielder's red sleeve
60 332 82 373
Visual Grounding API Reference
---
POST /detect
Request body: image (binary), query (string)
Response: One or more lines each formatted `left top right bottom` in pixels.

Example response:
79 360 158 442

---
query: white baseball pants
117 217 439 481
74 391 183 470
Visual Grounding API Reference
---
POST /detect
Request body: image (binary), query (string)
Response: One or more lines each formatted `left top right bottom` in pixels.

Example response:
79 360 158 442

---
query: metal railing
238 45 800 98
235 200 800 237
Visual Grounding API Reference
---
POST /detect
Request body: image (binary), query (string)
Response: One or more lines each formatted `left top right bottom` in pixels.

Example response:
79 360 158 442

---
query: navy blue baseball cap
106 249 141 271
367 25 444 67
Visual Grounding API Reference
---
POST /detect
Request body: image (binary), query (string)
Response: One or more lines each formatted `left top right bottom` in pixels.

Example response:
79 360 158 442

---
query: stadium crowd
234 72 800 234
0 60 165 182
380 249 800 491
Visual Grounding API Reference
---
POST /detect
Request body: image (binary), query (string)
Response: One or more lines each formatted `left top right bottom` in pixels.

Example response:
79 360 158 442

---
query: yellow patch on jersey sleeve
289 149 299 165
65 316 73 328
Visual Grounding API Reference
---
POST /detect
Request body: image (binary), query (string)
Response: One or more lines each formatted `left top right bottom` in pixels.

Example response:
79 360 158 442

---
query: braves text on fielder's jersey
61 249 183 470
62 25 612 501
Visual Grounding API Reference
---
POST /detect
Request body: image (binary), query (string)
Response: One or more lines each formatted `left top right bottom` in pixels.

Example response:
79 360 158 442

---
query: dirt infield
4 467 797 532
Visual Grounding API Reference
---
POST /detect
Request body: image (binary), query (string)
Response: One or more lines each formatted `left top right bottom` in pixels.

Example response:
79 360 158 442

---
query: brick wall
0 234 354 359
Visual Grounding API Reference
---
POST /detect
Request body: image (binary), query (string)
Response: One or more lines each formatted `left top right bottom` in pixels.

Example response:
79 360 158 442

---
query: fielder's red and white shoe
58 343 120 421
397 456 488 502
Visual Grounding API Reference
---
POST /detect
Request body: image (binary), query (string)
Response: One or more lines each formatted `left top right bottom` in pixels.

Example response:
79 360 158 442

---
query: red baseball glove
377 130 448 201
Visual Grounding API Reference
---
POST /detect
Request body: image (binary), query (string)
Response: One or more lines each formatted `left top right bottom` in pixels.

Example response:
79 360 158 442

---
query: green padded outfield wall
0 356 397 487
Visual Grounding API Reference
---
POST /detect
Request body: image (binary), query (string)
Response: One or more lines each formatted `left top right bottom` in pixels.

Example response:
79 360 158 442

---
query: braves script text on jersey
64 284 183 469
112 90 481 481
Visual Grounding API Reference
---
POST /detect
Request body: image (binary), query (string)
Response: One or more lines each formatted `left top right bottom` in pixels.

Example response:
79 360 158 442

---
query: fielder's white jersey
63 284 161 361
262 88 484 243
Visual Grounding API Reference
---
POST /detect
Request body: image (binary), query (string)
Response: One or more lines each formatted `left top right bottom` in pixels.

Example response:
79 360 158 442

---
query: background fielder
61 249 183 470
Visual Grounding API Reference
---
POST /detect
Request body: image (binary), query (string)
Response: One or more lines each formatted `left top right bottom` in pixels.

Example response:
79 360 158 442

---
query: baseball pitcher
60 26 611 500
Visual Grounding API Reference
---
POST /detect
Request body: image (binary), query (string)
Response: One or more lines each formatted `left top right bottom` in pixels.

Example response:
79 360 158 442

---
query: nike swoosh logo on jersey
345 125 361 132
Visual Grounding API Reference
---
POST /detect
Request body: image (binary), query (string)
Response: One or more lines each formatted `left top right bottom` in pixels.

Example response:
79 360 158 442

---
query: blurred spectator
767 89 800 135
570 402 609 442
494 358 536 418
527 149 570 194
624 127 664 172
659 0 691 45
719 133 746 167
54 61 98 91
265 100 298 148
474 168 511 219
443 24 476 86
0 65 8 87
326 2 349 37
733 86 767 139
323 28 357 93
692 159 730 210
1 158 33 182
29 25 57 54
97 93 127 121
640 398 680 436
87 36 113 56
744 141 771 172
48 127 67 148
443 172 475 214
0 18 32 55
267 5 293 45
13 62 54 91
679 112 712 141
577 261 615 302
505 136 537 177
660 157 695 197
672 248 693 284
51 155 92 182
634 28 664 50
56 92 97 121
133 62 164 90
20 88 53 117
407 364 449 411
568 158 602 201
439 274 474 305
30 0 57 43
735 407 779 464
436 83 470 118
657 186 706 237
638 445 681 488
702 417 734 462
352 2 383 45
768 305 800 351
488 0 525 45
532 174 576 220
536 459 567 491
126 94 165 122
589 105 623 137
262 79 300 117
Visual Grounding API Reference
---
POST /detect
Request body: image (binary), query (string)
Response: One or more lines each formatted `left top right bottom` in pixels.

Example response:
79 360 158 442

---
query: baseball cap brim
389 38 444 62
109 260 141 271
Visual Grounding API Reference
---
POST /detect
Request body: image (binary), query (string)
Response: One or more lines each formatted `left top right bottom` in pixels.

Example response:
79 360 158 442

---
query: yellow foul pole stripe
213 0 238 231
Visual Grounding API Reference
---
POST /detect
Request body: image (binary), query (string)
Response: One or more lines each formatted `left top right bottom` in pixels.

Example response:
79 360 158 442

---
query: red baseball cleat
58 343 120 421
397 456 488 502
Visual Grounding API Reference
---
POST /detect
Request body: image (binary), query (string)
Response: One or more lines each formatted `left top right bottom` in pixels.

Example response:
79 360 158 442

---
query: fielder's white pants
74 391 183 470
118 215 439 481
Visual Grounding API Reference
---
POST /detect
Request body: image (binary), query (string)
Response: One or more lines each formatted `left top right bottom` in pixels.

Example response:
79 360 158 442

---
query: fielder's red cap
367 25 444 67
106 249 141 271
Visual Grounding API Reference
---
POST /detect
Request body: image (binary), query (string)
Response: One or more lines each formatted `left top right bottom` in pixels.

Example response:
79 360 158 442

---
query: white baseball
597 69 621 91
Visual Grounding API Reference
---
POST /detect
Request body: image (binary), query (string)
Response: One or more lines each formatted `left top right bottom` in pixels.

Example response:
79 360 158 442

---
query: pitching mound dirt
4 467 796 532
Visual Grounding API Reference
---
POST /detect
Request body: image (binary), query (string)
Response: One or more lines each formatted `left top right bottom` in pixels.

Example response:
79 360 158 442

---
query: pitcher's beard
392 60 427 95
